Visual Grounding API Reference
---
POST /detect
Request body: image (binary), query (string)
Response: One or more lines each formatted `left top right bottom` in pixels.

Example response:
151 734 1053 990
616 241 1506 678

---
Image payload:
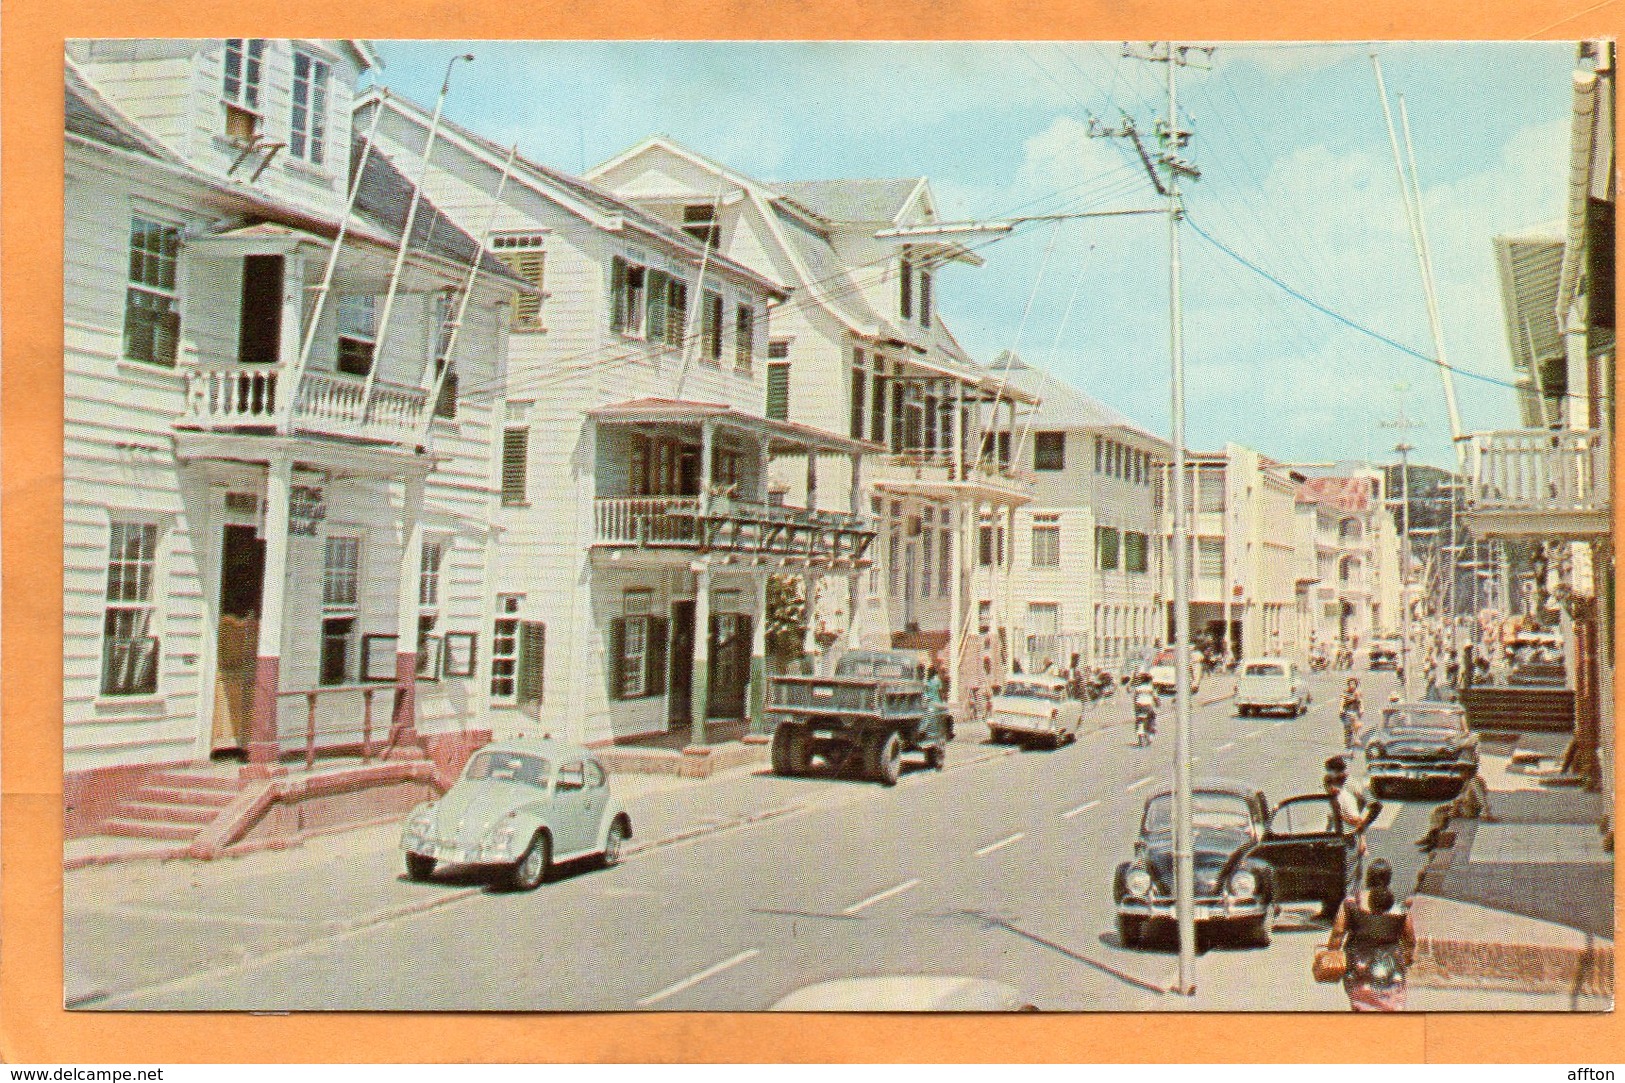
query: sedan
988 675 1084 749
1364 702 1479 797
1113 779 1349 949
399 739 633 890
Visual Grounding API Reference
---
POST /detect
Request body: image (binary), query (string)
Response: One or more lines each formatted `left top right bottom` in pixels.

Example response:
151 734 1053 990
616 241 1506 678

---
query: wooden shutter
611 257 628 332
647 270 669 343
154 308 181 367
646 617 668 700
766 363 790 420
517 621 545 706
502 428 528 505
667 278 687 348
606 617 626 701
501 250 545 331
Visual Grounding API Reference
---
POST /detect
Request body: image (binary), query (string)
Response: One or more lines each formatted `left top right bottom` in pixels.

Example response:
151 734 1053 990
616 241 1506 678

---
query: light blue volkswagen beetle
400 739 632 891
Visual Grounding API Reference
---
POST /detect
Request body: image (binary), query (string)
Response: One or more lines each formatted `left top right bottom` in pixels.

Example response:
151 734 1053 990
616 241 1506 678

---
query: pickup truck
767 650 952 786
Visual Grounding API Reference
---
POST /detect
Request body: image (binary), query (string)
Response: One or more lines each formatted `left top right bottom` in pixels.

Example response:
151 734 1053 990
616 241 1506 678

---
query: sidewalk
1409 732 1614 997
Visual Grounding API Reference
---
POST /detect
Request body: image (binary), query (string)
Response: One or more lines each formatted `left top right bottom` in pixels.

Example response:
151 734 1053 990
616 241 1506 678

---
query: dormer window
683 204 720 248
290 50 331 166
222 39 264 141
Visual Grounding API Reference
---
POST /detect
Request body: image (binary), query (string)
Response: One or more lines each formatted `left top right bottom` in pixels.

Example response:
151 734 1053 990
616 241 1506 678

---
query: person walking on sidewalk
1322 760 1377 915
1325 859 1416 1011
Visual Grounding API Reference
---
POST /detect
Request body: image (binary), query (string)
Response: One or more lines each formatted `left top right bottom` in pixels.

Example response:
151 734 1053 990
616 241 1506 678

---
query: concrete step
119 802 219 825
147 770 241 792
100 818 202 842
137 786 237 807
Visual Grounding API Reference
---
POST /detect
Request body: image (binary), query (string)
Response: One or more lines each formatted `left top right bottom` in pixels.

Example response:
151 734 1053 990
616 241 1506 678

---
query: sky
369 40 1579 471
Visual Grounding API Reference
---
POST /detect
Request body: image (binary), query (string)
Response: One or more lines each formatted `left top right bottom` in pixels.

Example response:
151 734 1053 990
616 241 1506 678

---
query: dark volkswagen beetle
1112 778 1348 949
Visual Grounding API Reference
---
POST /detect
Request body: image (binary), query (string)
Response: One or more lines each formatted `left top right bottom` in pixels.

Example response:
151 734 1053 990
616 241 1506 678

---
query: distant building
1293 471 1402 650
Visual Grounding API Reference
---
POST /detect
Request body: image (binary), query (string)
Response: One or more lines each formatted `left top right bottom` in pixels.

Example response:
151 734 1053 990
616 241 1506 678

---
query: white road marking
1126 775 1155 791
841 878 921 915
1241 729 1265 740
1062 800 1101 819
1215 741 1236 752
1370 800 1402 831
974 832 1026 857
636 948 761 1007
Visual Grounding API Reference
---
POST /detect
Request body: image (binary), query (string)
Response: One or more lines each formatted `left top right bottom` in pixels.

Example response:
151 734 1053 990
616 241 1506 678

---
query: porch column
846 572 860 652
947 500 964 708
1005 399 1018 468
1004 503 1018 676
690 562 712 746
245 454 293 777
749 571 771 736
389 472 427 754
274 255 306 433
802 572 820 673
806 446 819 511
699 420 715 515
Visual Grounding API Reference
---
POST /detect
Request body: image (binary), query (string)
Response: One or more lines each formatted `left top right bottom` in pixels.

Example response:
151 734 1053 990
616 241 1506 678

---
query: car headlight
405 804 436 838
1125 868 1153 898
479 815 520 858
1228 869 1258 898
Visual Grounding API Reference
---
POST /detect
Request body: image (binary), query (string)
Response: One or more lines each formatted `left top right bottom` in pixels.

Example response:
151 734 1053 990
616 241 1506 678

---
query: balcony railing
179 364 429 447
594 496 874 563
1464 429 1610 533
881 449 1034 488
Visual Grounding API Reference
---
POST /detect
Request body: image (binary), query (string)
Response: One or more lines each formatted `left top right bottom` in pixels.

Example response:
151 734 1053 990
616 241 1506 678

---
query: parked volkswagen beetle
399 739 632 890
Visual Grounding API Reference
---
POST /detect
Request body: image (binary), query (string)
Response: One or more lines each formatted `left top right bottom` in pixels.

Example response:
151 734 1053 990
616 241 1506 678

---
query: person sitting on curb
1415 767 1494 850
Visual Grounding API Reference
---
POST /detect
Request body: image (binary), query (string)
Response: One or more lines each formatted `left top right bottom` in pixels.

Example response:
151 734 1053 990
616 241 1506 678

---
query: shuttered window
517 621 546 707
900 251 913 319
608 615 667 701
919 269 932 328
495 243 546 331
501 427 529 506
735 304 755 370
1124 531 1149 573
766 362 790 420
1095 526 1120 571
850 353 866 439
1032 518 1061 567
701 290 723 361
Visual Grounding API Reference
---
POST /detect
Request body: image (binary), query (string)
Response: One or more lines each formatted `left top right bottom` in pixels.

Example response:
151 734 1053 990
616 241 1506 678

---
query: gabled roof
987 352 1165 446
359 91 782 297
64 60 178 164
772 177 927 225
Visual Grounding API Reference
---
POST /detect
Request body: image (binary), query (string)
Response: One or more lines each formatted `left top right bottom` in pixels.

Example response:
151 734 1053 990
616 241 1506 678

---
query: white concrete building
363 97 872 747
1294 472 1402 652
978 354 1170 673
64 41 524 839
585 139 1036 704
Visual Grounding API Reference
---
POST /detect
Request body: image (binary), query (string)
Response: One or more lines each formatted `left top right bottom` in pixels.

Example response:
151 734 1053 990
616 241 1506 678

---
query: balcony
874 449 1033 505
178 364 429 448
1462 429 1611 539
593 496 875 567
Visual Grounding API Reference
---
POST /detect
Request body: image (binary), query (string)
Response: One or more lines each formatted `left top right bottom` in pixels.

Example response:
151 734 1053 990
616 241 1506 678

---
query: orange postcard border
6 0 1623 1062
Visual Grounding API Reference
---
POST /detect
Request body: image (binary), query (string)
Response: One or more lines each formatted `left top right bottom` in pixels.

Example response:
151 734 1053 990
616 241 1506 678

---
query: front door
707 612 751 720
213 524 265 754
1251 794 1347 904
668 601 695 726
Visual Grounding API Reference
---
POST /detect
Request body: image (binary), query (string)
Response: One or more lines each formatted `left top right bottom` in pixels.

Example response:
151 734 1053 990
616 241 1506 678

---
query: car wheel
925 744 946 771
876 731 903 786
600 816 630 868
989 727 1006 745
506 831 550 891
405 853 435 882
1116 914 1145 949
770 726 792 776
1239 705 1252 718
786 726 811 775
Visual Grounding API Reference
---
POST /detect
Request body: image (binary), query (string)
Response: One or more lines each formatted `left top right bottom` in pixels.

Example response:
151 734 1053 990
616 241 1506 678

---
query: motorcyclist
1132 683 1159 745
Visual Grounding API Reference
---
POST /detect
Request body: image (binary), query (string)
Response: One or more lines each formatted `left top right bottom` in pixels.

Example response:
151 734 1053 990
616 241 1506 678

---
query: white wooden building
63 41 525 841
585 139 1037 705
979 353 1170 673
361 94 874 746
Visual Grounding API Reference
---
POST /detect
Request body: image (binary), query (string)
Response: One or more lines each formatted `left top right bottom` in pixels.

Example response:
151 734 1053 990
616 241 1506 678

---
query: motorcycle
1132 691 1158 747
1086 669 1116 701
1309 647 1330 673
1340 707 1361 749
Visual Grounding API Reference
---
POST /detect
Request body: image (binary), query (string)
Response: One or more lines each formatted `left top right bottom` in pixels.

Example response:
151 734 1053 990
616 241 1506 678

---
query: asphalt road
71 669 1506 1011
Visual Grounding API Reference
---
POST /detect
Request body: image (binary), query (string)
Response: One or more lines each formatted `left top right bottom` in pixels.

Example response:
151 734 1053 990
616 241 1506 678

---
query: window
978 521 1005 568
222 39 264 139
701 291 724 361
493 234 547 331
419 540 444 608
290 51 330 165
124 216 181 367
978 601 992 634
662 274 688 349
919 269 932 328
322 536 359 608
611 257 645 337
889 527 901 595
1032 516 1061 568
1125 531 1149 574
766 362 790 420
683 203 720 248
1197 466 1227 513
1094 436 1104 474
850 356 866 440
1034 431 1066 471
938 528 952 596
336 294 376 376
1198 538 1225 579
101 521 160 696
516 621 546 705
1096 526 1120 571
609 605 666 702
319 617 353 686
870 367 888 445
735 304 755 370
502 427 529 505
981 431 1011 467
1028 602 1060 635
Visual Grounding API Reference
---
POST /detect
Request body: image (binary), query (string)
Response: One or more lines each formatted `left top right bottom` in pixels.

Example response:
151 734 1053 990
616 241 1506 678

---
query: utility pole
1381 389 1423 702
1092 39 1210 998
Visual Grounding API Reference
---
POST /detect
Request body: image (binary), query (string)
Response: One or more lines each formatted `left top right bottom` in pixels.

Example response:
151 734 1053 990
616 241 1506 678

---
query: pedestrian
1324 859 1415 1011
1323 763 1374 913
924 666 944 705
1340 679 1363 748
